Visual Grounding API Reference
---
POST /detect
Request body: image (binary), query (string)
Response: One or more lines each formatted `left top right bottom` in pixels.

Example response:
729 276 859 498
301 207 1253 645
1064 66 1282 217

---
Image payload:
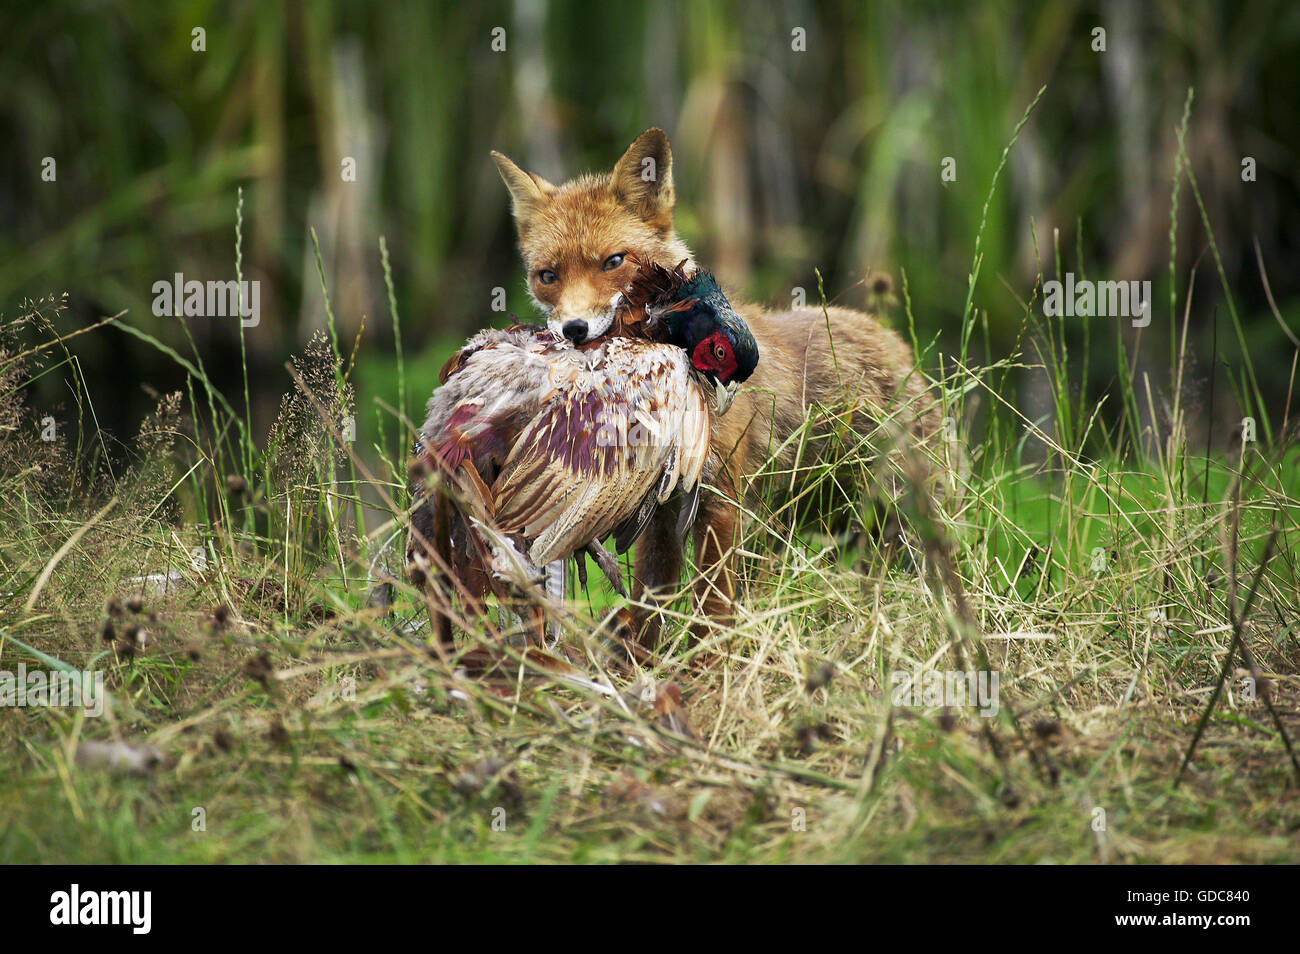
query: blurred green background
3 0 1298 455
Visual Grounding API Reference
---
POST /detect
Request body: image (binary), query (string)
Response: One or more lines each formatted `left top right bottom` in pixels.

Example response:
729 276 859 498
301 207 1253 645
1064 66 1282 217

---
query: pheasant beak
713 378 741 415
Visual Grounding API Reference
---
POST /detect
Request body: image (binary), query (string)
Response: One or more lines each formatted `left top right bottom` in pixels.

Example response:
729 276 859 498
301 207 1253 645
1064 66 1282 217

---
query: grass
1 94 1298 865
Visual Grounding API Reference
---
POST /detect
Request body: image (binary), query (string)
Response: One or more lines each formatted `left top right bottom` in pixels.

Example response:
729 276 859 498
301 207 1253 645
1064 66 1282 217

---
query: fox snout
545 293 622 344
547 311 612 345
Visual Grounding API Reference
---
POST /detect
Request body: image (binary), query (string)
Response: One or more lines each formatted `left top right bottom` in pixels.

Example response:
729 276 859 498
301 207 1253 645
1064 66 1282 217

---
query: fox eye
602 253 626 271
537 269 558 285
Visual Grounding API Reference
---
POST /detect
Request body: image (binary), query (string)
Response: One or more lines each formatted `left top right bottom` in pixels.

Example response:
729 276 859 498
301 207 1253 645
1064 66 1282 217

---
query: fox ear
491 151 556 232
610 128 675 229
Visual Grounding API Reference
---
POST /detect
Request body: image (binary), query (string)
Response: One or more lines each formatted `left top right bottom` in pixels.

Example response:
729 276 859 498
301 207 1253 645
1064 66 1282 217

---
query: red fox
492 128 940 649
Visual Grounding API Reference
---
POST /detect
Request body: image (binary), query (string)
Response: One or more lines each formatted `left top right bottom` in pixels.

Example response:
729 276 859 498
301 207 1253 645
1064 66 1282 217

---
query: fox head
492 128 695 345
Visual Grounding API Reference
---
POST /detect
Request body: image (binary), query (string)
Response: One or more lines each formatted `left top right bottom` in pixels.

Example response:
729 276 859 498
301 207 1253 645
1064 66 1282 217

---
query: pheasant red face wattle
691 331 738 383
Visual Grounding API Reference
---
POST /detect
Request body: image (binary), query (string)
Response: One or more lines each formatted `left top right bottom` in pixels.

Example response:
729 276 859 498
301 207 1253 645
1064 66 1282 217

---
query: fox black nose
561 320 588 343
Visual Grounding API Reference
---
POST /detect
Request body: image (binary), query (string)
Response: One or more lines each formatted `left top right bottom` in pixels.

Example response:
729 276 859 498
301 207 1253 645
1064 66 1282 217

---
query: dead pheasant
407 262 758 650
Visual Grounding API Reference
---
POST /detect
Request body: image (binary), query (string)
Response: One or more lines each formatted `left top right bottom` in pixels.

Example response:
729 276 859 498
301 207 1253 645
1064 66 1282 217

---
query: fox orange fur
492 129 940 649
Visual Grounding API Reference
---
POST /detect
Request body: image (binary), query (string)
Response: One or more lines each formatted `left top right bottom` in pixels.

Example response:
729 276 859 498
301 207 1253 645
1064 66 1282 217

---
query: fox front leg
629 504 685 650
691 493 739 643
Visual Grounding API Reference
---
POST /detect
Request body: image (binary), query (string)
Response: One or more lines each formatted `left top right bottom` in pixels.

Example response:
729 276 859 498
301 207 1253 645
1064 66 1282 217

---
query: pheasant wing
491 339 711 567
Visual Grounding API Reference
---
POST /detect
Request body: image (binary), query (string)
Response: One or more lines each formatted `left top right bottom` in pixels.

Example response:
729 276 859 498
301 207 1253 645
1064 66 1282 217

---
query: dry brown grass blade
22 497 118 613
1174 503 1296 787
1253 236 1300 350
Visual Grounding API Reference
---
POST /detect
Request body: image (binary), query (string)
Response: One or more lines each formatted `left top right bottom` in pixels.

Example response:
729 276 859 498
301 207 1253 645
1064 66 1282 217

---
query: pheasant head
614 258 760 414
